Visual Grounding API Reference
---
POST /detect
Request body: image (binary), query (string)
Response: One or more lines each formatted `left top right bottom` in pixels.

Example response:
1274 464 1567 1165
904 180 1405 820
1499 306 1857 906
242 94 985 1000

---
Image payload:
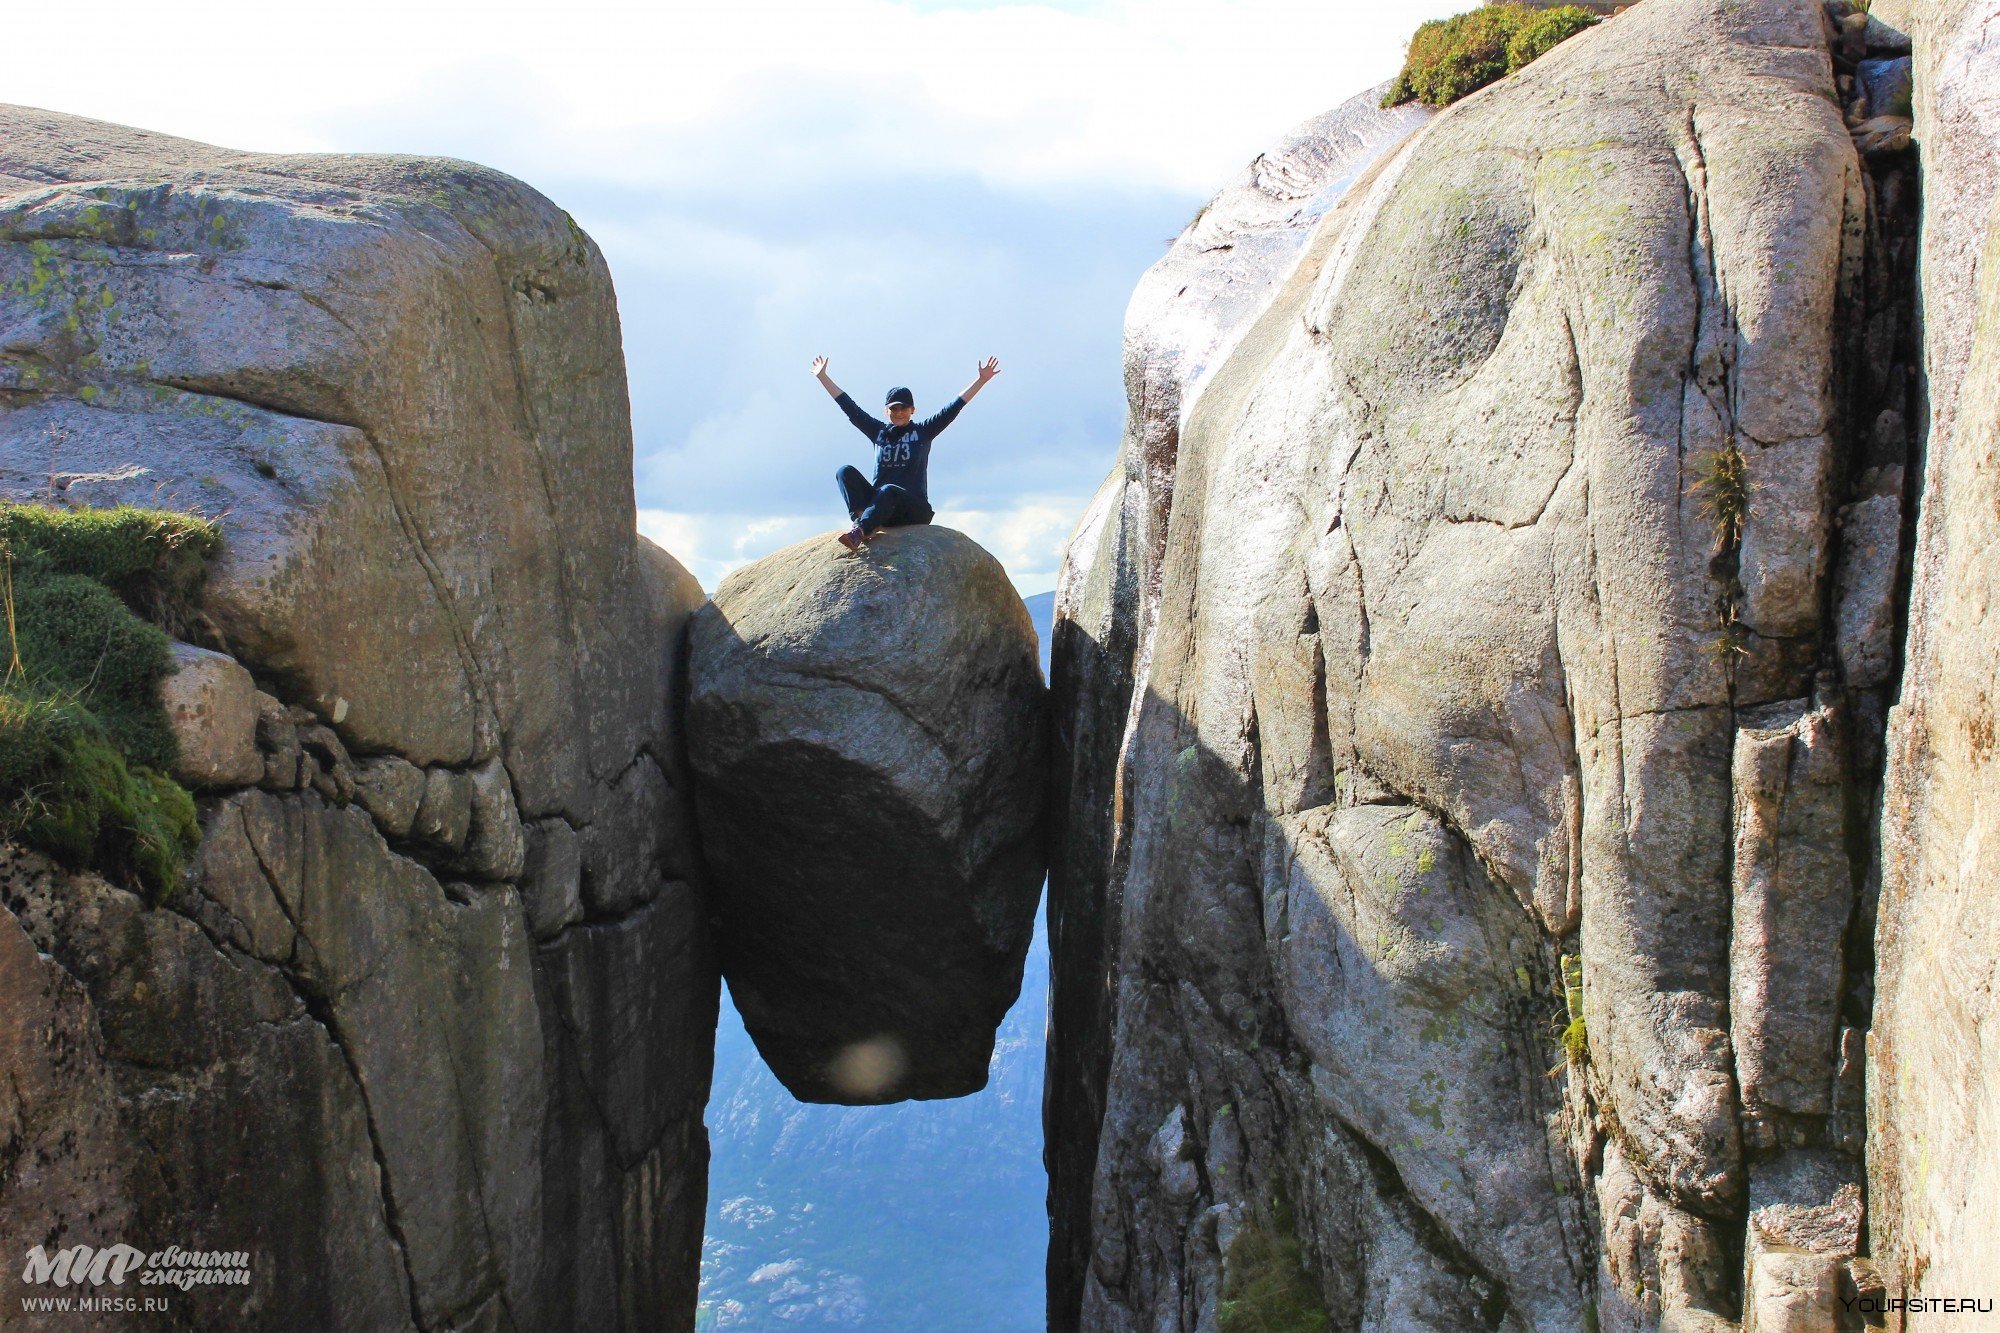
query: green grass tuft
1705 605 1753 669
11 571 178 769
1688 442 1752 551
1553 953 1588 1067
1218 1195 1329 1333
0 502 218 631
0 695 198 900
1384 4 1601 109
0 502 219 901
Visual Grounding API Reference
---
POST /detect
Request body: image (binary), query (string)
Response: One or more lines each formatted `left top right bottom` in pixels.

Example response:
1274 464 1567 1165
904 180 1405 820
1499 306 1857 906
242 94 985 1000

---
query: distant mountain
697 591 1056 1330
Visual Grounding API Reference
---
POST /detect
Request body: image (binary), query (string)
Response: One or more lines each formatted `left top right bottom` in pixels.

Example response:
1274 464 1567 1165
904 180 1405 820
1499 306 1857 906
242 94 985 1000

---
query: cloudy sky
13 0 1462 592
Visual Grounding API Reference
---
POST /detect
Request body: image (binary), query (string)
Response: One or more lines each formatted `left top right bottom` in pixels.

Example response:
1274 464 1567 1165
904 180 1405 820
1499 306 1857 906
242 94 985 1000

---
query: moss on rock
1218 1195 1330 1333
1384 4 1601 109
0 502 219 900
0 501 218 629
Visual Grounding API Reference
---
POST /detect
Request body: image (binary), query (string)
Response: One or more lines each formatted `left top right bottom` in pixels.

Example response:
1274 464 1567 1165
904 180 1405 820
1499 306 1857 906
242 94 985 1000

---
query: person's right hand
811 356 829 378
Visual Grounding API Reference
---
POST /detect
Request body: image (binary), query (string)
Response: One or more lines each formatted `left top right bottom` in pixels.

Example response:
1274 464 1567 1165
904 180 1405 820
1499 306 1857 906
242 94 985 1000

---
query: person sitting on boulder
811 354 1000 551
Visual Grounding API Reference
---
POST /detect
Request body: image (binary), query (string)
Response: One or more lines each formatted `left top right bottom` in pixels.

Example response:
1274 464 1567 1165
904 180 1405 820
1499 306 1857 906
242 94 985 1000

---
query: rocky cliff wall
1866 0 2000 1313
1044 83 1433 1323
0 108 714 1329
1047 0 1922 1327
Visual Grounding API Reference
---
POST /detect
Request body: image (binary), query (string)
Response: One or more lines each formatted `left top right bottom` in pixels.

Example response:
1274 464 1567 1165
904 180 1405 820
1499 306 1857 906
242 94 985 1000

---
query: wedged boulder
688 526 1046 1104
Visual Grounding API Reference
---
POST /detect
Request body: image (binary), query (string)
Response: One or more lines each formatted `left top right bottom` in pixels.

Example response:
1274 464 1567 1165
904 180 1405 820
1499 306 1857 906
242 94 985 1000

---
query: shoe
838 526 865 552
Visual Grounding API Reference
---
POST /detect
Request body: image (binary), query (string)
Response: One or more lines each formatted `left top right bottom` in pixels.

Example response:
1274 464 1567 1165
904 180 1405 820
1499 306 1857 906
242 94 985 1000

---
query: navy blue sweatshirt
835 391 966 502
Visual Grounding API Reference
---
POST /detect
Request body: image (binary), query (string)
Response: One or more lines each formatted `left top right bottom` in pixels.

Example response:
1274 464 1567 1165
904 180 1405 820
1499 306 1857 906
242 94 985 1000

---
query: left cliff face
0 107 715 1328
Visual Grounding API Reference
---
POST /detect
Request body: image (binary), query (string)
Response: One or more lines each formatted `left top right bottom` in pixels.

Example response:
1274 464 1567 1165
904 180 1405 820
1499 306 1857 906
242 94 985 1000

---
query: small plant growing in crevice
1552 953 1587 1070
0 502 219 901
1687 441 1752 552
1384 4 1601 109
1704 602 1753 668
1218 1192 1330 1333
1688 441 1755 689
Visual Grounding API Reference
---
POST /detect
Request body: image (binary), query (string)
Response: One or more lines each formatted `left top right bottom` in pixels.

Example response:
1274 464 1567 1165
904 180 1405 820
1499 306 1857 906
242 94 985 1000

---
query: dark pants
837 465 934 533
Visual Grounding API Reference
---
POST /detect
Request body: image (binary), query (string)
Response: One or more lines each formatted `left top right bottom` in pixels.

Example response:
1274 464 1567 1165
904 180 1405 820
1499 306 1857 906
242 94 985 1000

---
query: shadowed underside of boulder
688 526 1047 1105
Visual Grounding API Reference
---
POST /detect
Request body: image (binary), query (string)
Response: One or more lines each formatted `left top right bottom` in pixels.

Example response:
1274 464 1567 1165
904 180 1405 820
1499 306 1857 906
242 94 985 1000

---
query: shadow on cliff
1043 612 1595 1331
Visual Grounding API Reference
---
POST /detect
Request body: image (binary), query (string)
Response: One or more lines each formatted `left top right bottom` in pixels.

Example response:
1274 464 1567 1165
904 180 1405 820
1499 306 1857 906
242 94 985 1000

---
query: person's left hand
976 356 1000 383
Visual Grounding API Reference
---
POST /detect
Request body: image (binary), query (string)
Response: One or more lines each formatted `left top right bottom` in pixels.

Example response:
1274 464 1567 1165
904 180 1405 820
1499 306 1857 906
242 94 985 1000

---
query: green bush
1508 5 1599 67
0 502 219 901
0 694 198 900
1218 1196 1329 1333
1384 4 1601 108
11 572 178 769
0 502 218 629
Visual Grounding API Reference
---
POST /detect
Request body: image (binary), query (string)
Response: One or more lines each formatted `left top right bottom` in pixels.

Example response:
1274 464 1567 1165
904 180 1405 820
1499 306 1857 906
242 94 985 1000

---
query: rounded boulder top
686 525 1048 1104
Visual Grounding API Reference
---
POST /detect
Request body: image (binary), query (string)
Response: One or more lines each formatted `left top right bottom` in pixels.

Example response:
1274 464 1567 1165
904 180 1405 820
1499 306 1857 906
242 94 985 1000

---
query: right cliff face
1048 0 1933 1327
1867 0 2000 1306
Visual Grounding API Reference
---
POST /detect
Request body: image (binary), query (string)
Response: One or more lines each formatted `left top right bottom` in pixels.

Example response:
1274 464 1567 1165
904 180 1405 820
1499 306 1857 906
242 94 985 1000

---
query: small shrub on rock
1217 1195 1329 1333
0 502 219 900
0 695 198 899
0 502 218 629
1508 5 1599 67
1385 3 1602 108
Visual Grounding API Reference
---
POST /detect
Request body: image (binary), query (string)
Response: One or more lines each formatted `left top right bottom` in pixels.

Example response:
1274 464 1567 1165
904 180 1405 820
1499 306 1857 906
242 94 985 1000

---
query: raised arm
812 355 886 437
958 356 999 405
811 355 845 401
920 357 1000 437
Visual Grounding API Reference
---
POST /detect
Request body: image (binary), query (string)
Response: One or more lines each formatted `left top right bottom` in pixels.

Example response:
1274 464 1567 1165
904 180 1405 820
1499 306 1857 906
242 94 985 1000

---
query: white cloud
26 0 1466 595
930 499 1083 593
639 508 831 593
15 0 1463 194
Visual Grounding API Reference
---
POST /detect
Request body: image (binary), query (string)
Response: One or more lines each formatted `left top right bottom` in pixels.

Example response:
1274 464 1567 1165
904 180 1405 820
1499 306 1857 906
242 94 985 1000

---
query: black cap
885 387 914 408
